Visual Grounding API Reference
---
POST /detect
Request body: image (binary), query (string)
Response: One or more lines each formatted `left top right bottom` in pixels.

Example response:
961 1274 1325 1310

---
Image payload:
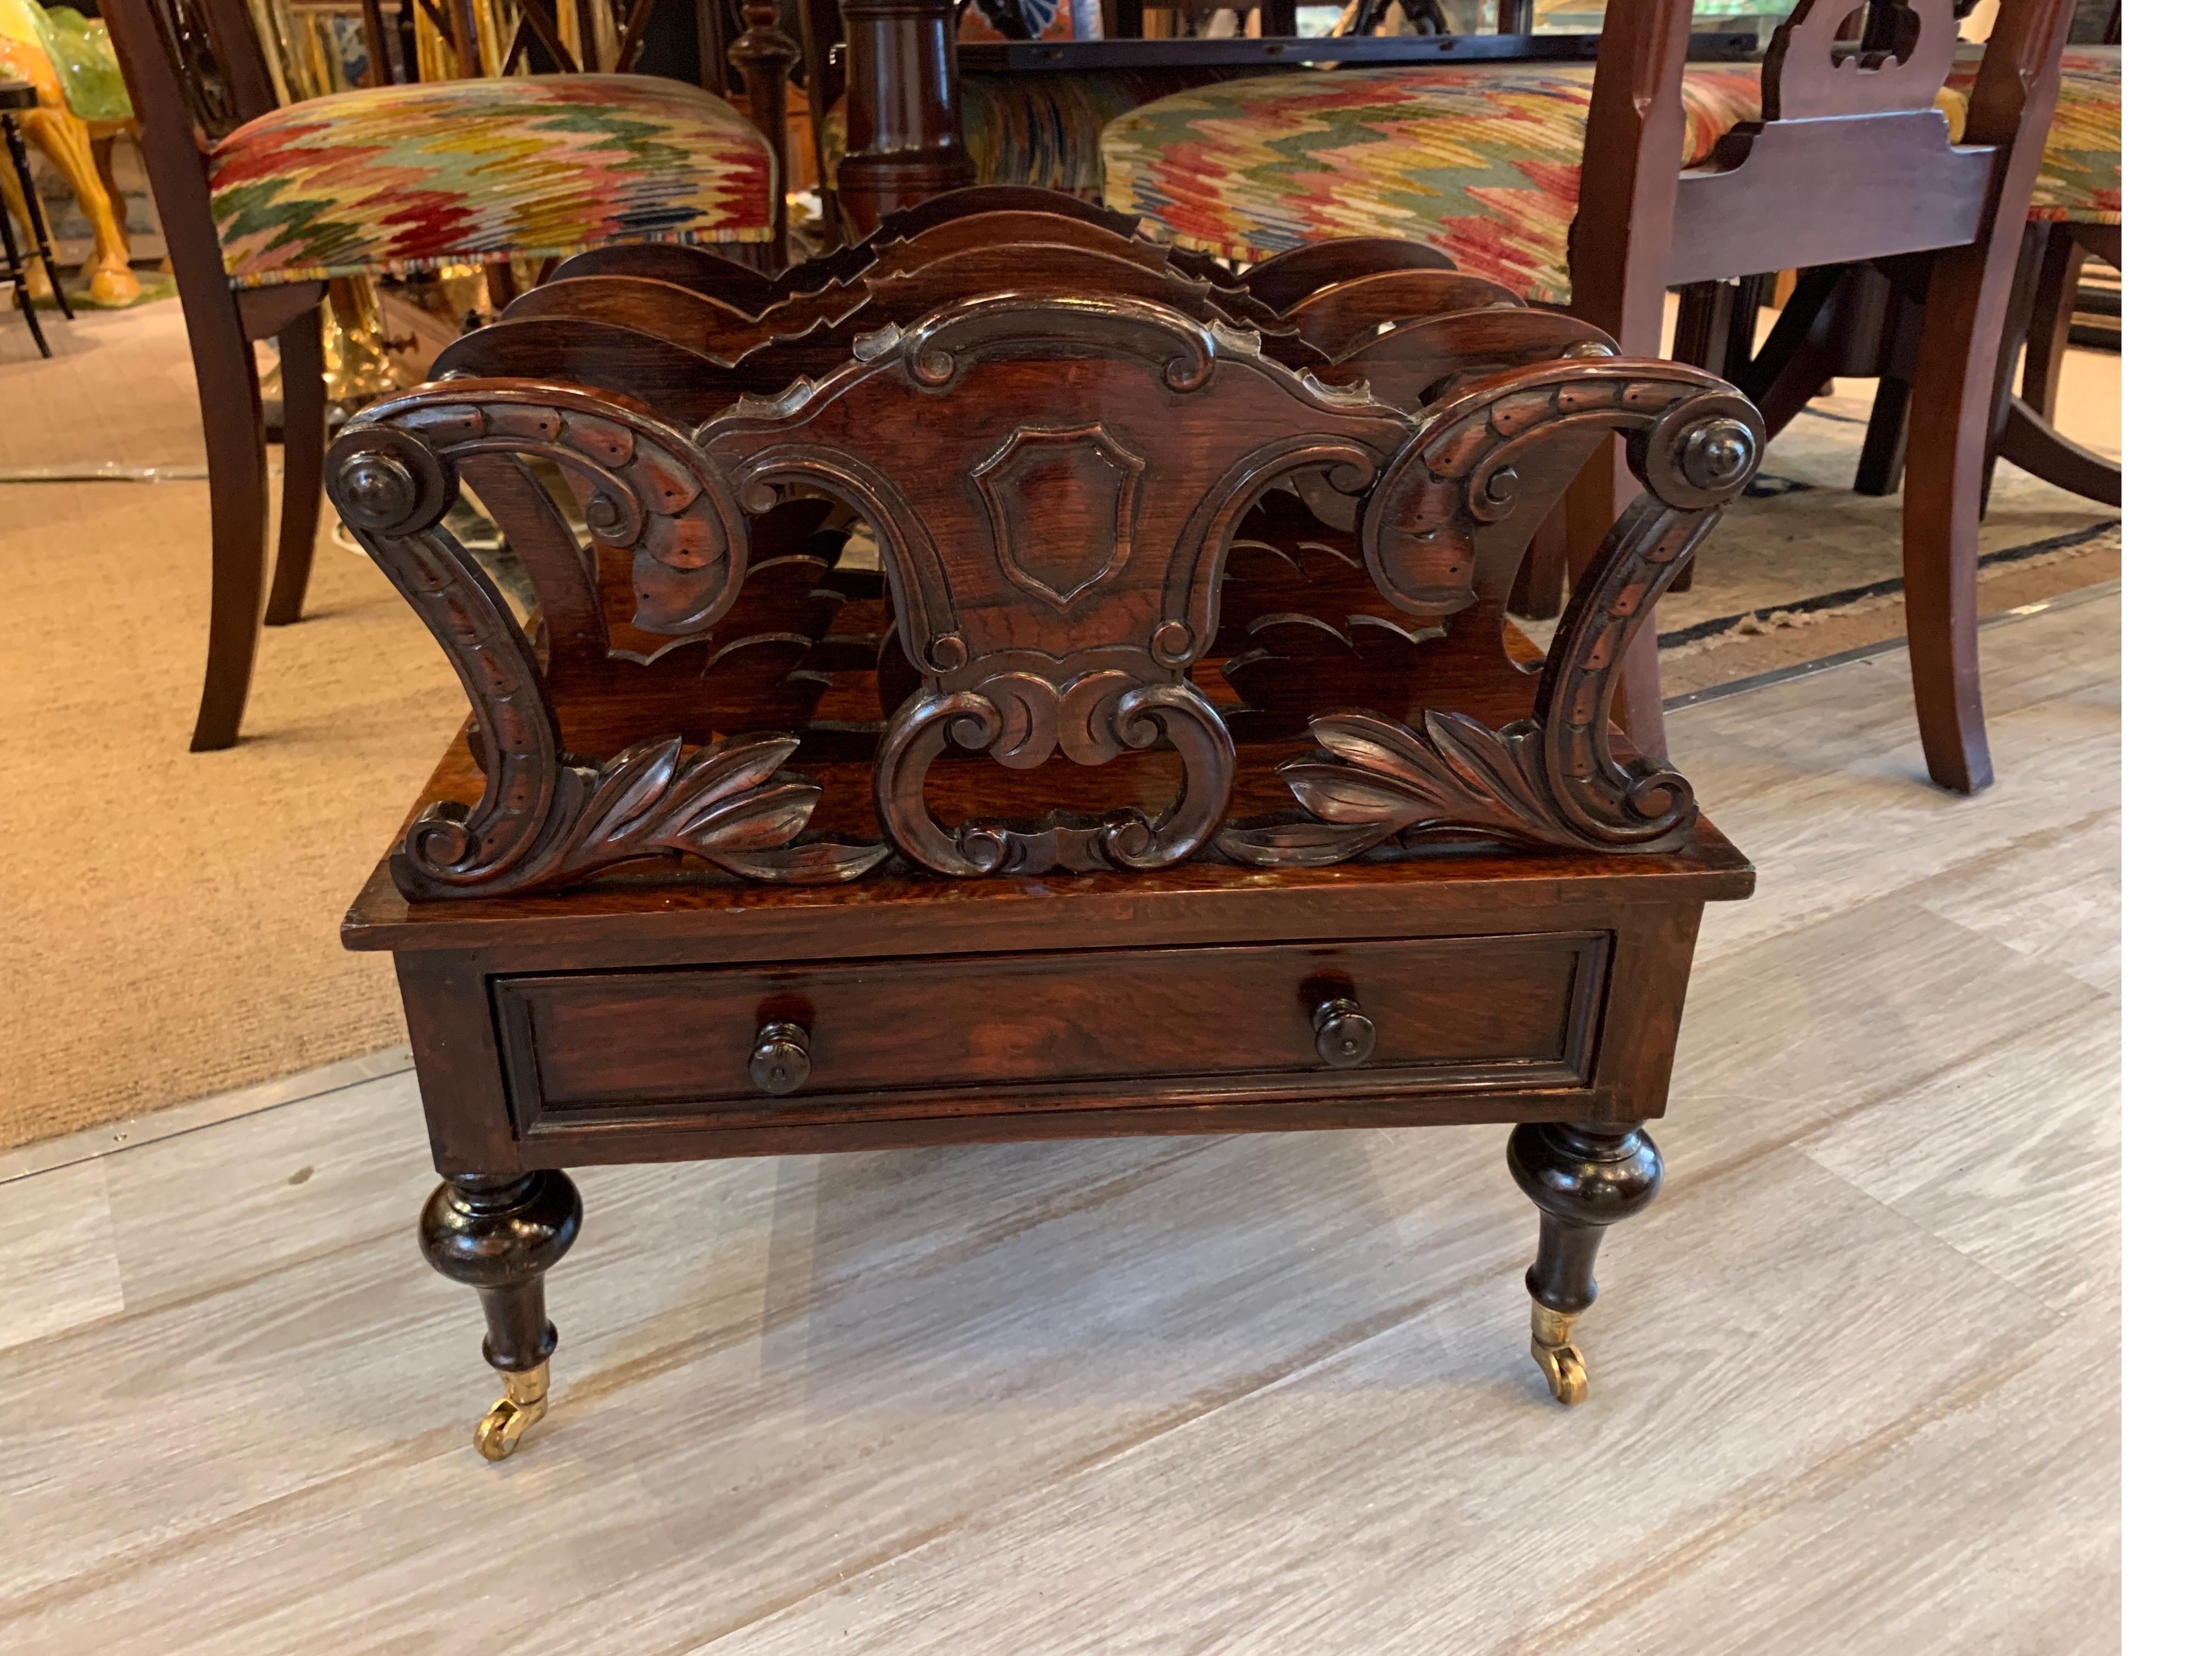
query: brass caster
1530 1303 1589 1406
473 1360 550 1461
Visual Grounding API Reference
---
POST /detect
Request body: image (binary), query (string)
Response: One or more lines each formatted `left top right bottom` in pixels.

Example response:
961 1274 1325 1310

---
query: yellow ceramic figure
0 0 139 306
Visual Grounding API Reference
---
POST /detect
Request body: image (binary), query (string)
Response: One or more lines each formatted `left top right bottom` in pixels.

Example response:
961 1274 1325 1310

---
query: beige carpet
1 302 462 1148
0 296 2120 1149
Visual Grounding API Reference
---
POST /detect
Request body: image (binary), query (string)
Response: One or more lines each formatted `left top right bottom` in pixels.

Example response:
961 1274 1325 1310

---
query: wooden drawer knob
1312 998 1376 1068
749 1021 811 1095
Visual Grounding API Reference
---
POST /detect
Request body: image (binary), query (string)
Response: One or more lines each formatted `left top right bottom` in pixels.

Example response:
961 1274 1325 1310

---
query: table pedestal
835 0 974 234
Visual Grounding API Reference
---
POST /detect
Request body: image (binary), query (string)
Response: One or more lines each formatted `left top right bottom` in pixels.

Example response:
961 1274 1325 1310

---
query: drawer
493 931 1610 1136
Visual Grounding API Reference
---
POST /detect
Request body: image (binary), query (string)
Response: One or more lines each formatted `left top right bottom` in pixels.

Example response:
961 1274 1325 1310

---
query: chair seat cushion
1103 46 2118 298
1101 63 1767 303
1948 44 2119 225
209 74 775 290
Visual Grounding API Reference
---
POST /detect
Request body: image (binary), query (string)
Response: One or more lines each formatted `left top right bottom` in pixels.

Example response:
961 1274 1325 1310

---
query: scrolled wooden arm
1218 367 1763 866
1359 357 1762 616
325 380 887 899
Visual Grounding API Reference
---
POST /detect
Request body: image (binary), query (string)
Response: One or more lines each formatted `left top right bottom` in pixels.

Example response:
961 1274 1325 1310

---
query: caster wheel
473 1361 550 1460
1530 1302 1589 1406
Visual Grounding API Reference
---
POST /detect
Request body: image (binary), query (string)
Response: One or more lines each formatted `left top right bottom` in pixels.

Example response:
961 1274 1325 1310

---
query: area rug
0 297 2120 1149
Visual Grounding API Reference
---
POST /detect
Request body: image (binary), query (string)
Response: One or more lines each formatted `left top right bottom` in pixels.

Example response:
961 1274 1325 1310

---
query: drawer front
494 931 1609 1135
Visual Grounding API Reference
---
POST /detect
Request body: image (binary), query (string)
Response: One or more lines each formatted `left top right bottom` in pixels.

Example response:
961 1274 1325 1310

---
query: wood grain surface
0 593 2119 1653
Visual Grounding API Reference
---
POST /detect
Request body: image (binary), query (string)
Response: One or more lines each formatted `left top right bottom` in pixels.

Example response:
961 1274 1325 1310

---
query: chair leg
0 178 51 359
2019 225 2085 422
1854 375 1912 498
1739 264 1848 441
1994 399 2122 508
264 307 326 626
188 311 270 752
1900 235 2016 796
1978 224 2049 519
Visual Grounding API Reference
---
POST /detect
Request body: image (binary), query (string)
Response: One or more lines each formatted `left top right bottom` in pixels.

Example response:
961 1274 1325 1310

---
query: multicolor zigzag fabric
1949 45 2121 224
209 74 775 290
1103 44 2120 301
1102 64 1768 303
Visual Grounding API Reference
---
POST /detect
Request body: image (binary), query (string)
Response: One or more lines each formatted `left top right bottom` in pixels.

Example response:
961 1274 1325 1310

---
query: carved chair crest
328 195 1764 900
1763 0 1962 122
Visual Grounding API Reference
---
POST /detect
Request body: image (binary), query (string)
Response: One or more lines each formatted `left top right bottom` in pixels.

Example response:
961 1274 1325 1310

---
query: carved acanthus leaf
1214 706 1695 868
403 734 888 899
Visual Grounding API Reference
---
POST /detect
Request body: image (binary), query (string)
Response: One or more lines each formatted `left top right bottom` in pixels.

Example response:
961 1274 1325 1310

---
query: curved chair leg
264 306 326 626
1995 400 2121 508
1901 233 2021 796
419 1171 583 1461
1506 1122 1663 1405
187 309 269 752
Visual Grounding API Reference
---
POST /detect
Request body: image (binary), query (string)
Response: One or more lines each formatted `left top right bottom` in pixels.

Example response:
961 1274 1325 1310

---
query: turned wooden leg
264 307 327 626
419 1171 583 1461
1506 1122 1663 1405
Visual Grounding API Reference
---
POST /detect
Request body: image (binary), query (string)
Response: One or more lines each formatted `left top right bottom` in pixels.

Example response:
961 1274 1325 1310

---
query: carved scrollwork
335 380 751 634
1361 361 1762 615
1220 392 1764 864
326 397 883 900
1764 1 1960 122
341 203 1773 897
876 676 1235 876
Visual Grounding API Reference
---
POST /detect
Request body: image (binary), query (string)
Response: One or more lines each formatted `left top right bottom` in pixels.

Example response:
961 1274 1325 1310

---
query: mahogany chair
1807 32 2120 511
1102 0 2076 792
104 0 779 751
325 189 1767 1456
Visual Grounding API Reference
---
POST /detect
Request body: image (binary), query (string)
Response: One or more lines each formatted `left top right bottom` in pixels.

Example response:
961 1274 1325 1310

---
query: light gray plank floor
0 594 2120 1654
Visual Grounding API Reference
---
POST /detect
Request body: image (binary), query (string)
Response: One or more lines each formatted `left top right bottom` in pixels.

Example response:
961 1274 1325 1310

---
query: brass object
473 1360 550 1460
1529 1301 1588 1405
323 277 402 405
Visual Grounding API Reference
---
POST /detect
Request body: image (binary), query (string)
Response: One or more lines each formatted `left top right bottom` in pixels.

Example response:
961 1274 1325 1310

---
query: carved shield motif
972 425 1146 611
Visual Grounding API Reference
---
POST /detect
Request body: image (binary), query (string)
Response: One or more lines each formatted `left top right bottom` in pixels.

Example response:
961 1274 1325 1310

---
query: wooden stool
0 80 72 359
330 192 1762 1458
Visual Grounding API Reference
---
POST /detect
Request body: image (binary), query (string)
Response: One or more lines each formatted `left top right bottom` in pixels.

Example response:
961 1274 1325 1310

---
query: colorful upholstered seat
208 74 776 289
1948 44 2119 223
1102 43 2117 300
1102 63 1769 302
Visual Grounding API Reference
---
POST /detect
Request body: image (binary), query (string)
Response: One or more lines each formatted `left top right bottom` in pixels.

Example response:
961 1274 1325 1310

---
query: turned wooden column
730 2 800 267
835 0 973 235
